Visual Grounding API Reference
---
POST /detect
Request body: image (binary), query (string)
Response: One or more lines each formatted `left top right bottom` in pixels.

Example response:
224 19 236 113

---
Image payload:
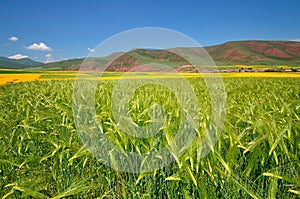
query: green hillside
30 58 84 71
0 57 42 69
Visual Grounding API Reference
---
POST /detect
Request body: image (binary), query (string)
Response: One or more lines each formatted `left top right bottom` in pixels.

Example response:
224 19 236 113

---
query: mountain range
0 57 42 69
1 40 300 71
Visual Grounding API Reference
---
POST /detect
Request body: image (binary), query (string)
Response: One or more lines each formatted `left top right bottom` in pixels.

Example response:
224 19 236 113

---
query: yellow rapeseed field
0 74 41 85
1 72 300 86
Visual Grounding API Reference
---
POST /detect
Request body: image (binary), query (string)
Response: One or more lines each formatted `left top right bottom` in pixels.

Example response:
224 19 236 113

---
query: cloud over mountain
45 53 55 63
8 53 29 59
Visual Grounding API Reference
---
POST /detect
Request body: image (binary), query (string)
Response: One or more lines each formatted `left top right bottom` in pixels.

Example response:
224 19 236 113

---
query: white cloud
8 53 29 59
88 47 96 53
290 38 300 42
45 53 55 63
9 36 18 41
26 42 52 51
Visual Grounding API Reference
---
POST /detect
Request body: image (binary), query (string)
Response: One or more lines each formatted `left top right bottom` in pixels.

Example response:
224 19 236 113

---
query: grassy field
0 74 299 198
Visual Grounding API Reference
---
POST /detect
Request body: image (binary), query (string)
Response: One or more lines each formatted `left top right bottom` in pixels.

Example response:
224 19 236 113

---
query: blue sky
1 0 299 62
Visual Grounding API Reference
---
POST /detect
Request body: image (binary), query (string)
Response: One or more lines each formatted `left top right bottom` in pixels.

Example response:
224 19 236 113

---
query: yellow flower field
1 72 300 86
0 74 41 85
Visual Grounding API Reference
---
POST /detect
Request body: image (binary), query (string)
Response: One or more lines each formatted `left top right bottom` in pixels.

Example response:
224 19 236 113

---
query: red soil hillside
205 40 300 65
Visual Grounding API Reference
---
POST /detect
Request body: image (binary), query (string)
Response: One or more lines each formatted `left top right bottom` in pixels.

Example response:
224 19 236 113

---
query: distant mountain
0 57 42 69
205 40 300 65
2 40 300 71
31 58 85 71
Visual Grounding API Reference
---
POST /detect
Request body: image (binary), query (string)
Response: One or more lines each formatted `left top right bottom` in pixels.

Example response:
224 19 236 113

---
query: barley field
0 76 299 198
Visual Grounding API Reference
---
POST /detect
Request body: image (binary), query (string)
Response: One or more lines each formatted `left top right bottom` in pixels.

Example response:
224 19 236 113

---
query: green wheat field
0 77 299 198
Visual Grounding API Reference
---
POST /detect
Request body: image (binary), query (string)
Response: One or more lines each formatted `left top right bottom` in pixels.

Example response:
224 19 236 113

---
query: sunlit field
0 73 299 198
1 71 300 86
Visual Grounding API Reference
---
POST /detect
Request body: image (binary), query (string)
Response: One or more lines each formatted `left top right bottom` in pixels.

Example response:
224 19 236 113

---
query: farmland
2 0 300 197
1 70 300 86
0 73 299 198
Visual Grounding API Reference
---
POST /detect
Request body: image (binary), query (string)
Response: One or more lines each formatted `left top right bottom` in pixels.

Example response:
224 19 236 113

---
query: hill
3 40 300 71
205 40 300 65
0 57 42 69
30 58 84 71
42 40 300 71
